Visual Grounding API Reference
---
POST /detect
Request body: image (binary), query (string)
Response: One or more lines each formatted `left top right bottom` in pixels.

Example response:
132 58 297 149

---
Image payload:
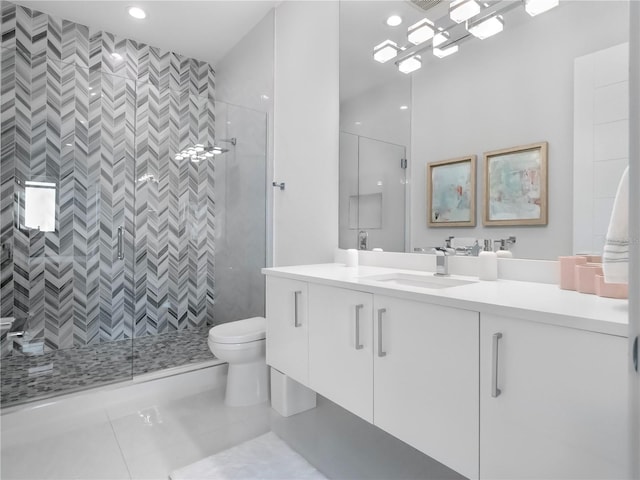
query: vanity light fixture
407 18 435 45
449 0 481 24
433 30 450 47
467 14 504 39
398 55 421 74
127 6 146 19
433 44 459 58
386 15 402 27
373 40 399 63
524 0 559 17
375 0 559 75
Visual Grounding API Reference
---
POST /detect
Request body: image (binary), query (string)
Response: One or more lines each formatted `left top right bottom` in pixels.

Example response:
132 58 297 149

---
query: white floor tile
0 419 130 480
125 419 271 480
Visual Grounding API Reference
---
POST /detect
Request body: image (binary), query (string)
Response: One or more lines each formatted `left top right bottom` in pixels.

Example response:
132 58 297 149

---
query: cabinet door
309 284 374 422
265 276 309 385
480 314 628 479
373 295 480 480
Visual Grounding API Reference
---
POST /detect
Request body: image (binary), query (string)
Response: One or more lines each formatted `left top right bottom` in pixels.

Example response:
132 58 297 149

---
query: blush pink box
559 256 588 290
595 274 628 299
575 263 603 295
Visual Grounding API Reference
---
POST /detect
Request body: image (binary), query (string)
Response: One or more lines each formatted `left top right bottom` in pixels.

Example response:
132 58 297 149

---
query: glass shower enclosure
339 132 407 252
0 2 267 408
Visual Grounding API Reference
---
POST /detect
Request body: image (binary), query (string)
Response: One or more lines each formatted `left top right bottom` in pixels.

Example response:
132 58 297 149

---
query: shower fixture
219 138 237 146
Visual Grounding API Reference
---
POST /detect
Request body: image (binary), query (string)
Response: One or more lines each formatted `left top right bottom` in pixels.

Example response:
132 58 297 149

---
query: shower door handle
117 226 124 260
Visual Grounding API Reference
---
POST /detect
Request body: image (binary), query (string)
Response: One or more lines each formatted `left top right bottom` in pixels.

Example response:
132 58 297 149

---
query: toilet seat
209 317 266 344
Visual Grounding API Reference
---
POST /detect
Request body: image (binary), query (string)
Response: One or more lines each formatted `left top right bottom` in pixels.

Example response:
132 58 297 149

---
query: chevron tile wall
0 1 216 352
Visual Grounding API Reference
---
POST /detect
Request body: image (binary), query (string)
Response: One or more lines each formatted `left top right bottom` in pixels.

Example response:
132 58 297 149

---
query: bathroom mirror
339 0 630 260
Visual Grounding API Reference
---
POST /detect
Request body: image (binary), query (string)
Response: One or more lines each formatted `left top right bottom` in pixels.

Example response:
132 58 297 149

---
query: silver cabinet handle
293 290 302 327
117 226 124 260
377 308 387 357
355 304 364 350
491 332 503 398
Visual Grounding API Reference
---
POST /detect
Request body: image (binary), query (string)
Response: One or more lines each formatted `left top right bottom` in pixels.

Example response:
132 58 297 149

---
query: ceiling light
467 14 504 39
398 55 421 74
433 30 450 48
433 44 459 58
524 0 559 17
450 0 481 24
127 6 146 19
400 105 409 110
386 15 402 27
373 40 399 63
407 18 435 45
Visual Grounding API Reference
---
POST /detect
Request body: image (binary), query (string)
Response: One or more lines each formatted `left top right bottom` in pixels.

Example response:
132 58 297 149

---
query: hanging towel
603 166 629 284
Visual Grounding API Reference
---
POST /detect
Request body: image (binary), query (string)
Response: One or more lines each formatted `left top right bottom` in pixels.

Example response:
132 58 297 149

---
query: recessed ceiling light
128 6 146 19
386 15 402 27
400 105 409 110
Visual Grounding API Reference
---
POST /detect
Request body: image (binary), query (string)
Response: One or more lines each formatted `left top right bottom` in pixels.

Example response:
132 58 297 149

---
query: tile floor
1 365 463 480
1 386 271 480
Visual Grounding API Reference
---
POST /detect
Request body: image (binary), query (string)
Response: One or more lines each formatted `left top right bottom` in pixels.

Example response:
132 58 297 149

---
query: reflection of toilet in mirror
207 317 268 407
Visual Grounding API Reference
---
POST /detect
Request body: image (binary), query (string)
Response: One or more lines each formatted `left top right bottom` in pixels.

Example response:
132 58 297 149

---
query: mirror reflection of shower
174 138 237 162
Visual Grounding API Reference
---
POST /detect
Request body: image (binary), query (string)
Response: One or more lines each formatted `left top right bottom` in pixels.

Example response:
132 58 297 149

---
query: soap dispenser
478 239 498 281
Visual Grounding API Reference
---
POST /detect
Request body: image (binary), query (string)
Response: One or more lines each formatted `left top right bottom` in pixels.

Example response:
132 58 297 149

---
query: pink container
575 263 603 294
559 256 588 290
576 254 602 263
595 274 628 299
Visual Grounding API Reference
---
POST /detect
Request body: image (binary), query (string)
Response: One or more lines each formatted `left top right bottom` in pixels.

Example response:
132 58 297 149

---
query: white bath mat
170 432 327 480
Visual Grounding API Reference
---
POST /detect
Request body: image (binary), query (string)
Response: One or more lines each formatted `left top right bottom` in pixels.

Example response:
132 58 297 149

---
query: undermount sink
360 272 477 290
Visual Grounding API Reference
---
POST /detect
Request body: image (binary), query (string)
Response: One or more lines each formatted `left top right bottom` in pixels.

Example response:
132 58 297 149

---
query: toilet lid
209 317 266 344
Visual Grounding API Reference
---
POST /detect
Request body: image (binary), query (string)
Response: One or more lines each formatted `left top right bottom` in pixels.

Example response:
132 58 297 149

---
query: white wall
273 1 339 266
340 78 411 147
411 1 629 260
573 43 629 256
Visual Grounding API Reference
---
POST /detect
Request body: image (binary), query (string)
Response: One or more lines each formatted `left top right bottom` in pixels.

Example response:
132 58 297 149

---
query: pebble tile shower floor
0 326 213 407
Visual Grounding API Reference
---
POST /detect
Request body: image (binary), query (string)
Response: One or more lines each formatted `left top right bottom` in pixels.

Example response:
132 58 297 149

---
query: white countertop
262 263 629 337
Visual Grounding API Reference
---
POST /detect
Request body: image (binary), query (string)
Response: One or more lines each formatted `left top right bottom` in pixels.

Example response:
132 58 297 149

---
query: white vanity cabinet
373 295 480 480
308 284 374 422
265 276 309 385
480 313 629 480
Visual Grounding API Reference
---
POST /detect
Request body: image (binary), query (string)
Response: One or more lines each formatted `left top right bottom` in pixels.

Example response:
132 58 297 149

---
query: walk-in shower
0 2 267 408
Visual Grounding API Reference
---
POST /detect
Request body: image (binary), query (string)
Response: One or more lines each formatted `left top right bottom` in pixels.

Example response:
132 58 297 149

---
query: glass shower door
213 102 268 325
0 58 136 406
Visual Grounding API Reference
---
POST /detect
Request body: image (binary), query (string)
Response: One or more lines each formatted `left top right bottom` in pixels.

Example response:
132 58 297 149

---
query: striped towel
603 166 629 284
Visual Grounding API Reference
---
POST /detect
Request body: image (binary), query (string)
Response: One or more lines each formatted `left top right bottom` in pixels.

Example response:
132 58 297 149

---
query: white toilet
207 317 268 407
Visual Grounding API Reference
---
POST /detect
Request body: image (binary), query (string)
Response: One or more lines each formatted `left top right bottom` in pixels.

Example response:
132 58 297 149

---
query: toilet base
225 360 269 407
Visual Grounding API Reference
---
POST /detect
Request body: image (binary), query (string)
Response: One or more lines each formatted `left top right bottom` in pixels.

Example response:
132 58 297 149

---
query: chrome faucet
433 247 449 276
358 230 368 250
